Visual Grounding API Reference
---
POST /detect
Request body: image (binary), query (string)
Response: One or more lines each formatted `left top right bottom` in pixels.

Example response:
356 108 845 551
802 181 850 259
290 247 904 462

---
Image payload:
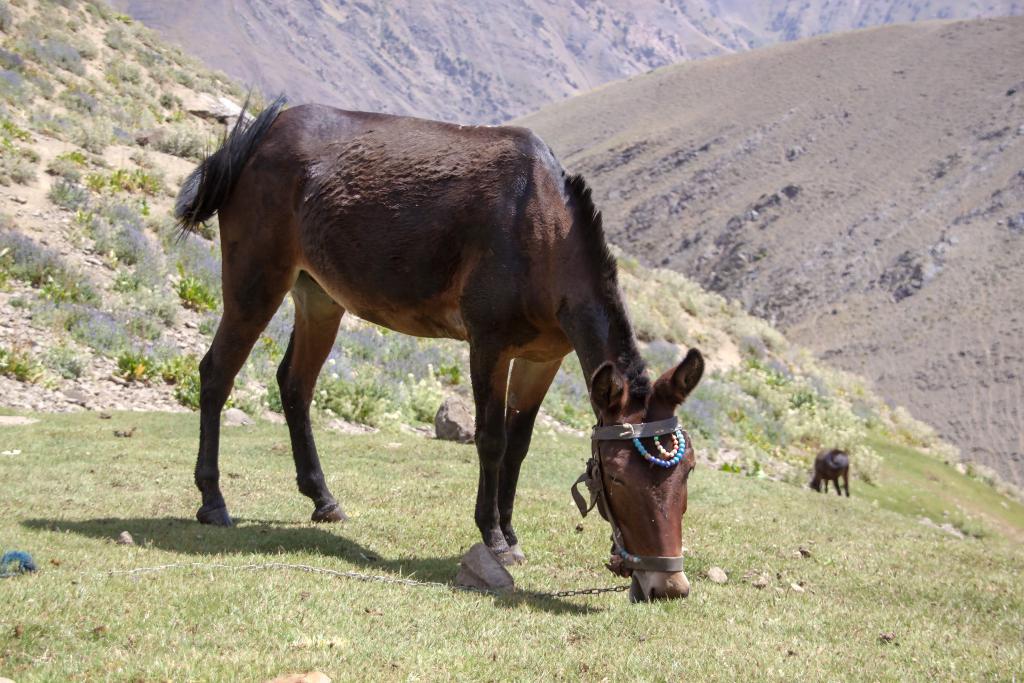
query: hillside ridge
108 0 1023 124
519 16 1024 484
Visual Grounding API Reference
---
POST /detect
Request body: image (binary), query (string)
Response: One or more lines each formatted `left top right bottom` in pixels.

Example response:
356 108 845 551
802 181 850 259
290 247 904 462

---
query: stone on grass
264 672 332 683
752 574 770 589
116 531 134 545
0 415 38 426
326 418 377 435
435 396 474 444
790 582 804 593
261 410 286 425
223 408 253 427
455 543 514 593
706 566 728 584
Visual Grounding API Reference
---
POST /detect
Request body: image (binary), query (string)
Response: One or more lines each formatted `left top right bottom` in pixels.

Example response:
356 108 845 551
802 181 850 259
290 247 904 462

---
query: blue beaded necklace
632 427 687 468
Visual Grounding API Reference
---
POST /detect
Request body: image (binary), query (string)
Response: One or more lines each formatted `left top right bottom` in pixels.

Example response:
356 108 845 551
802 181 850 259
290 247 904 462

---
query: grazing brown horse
810 449 850 496
175 98 705 601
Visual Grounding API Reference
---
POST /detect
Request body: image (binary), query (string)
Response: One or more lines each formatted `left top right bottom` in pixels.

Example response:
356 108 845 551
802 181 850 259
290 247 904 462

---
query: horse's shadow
21 516 598 615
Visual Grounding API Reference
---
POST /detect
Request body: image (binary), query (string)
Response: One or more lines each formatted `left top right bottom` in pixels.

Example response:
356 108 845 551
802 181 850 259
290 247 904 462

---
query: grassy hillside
519 17 1024 485
0 0 1014 504
0 413 1021 680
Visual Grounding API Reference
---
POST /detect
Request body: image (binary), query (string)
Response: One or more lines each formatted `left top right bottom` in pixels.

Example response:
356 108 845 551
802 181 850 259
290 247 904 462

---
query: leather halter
572 415 689 577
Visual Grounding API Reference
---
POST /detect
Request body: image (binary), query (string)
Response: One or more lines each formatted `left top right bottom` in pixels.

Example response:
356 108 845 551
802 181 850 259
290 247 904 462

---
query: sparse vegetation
0 343 43 382
175 268 218 311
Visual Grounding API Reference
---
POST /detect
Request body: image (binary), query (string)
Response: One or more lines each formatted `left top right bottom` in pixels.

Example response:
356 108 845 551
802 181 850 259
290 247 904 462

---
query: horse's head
583 348 704 602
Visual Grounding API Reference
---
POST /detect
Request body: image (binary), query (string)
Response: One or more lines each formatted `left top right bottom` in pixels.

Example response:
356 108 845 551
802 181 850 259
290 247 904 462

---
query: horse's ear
655 348 704 407
590 361 627 419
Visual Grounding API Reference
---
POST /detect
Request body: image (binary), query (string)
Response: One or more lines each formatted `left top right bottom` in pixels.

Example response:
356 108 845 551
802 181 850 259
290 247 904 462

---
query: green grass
864 435 1024 543
1 413 1022 681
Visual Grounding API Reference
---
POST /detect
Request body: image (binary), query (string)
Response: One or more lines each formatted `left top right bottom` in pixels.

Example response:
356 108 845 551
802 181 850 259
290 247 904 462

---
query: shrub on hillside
0 344 44 383
0 230 94 303
153 123 206 160
0 2 13 34
45 343 85 379
48 178 89 210
0 148 36 185
18 37 84 75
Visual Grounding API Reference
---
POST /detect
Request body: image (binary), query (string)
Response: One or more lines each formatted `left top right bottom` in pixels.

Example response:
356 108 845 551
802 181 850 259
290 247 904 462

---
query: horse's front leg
469 344 513 555
497 358 562 565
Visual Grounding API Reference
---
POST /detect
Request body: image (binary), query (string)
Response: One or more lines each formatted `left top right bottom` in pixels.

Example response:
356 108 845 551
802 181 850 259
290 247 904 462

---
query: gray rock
455 543 514 593
223 408 253 427
435 396 475 444
0 416 38 426
116 531 134 545
326 418 377 435
182 92 247 125
261 410 286 425
706 566 728 584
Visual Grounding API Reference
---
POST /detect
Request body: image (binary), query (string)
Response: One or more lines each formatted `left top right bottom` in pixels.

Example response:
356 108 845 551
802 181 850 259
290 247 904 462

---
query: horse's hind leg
195 258 295 526
842 469 850 497
496 357 562 564
277 273 346 522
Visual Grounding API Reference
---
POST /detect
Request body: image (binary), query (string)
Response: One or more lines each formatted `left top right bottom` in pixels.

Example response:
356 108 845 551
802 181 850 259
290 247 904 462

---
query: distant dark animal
810 449 850 496
174 98 705 601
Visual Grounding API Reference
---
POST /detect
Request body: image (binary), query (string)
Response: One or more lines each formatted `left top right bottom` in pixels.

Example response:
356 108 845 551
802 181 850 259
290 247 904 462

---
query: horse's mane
565 173 650 400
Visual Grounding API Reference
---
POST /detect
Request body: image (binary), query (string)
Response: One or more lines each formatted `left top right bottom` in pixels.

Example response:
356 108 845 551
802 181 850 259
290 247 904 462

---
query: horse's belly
315 275 468 340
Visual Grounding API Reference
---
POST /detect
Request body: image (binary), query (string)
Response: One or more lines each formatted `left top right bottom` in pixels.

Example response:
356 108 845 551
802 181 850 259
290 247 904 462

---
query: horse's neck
558 294 644 388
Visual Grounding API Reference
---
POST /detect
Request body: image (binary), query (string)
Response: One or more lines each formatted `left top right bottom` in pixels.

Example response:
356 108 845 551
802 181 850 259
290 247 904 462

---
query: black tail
174 94 287 236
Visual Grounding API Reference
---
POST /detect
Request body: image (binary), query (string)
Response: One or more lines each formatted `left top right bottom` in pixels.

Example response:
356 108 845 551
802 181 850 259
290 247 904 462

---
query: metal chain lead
102 561 629 599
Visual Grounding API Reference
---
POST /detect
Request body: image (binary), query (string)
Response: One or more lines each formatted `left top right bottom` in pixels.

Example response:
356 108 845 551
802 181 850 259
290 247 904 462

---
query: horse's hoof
196 505 233 527
311 502 347 523
496 544 526 566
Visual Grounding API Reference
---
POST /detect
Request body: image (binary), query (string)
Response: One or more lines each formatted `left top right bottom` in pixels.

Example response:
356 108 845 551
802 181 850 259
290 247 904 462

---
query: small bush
116 348 156 381
0 150 36 185
59 88 100 114
48 178 90 210
318 371 395 427
0 344 44 383
69 117 113 154
20 37 84 75
176 265 218 311
63 305 131 355
159 353 200 409
0 230 94 302
105 60 141 86
85 168 163 195
0 3 13 33
104 26 128 50
153 123 205 160
46 151 87 181
45 344 84 379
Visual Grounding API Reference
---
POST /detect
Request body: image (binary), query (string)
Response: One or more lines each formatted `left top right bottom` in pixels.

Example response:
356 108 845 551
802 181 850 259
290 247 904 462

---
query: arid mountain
108 0 1022 123
519 17 1024 483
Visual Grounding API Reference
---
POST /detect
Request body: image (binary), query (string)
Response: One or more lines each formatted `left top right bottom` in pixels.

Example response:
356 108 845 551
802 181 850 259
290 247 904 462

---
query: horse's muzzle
631 571 691 602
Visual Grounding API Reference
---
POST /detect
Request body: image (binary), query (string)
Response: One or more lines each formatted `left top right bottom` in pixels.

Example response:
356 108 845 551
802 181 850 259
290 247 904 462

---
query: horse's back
228 104 571 345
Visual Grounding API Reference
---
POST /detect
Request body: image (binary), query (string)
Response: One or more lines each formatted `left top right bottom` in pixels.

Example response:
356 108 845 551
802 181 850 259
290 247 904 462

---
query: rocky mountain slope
3 0 984 496
519 17 1024 484
107 0 1022 124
